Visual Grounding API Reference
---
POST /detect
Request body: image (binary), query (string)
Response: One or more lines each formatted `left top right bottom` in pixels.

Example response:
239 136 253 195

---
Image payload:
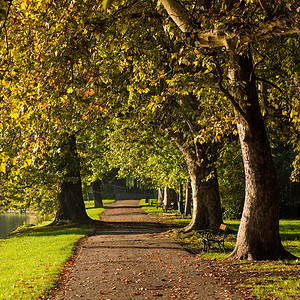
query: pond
0 213 38 238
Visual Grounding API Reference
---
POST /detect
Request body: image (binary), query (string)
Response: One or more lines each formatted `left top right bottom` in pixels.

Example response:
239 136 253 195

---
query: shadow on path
51 199 243 300
95 221 164 236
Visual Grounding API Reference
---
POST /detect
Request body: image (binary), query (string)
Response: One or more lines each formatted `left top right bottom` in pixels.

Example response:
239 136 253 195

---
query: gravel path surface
50 199 244 299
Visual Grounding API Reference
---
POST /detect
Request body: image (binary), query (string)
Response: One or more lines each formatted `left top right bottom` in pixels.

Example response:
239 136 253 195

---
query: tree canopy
0 0 299 259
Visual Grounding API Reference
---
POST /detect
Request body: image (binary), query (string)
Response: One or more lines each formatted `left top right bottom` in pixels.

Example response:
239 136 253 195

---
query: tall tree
0 0 109 222
158 0 299 259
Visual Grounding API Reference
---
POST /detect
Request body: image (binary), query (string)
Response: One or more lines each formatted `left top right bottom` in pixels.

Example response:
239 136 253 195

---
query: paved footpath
51 199 243 300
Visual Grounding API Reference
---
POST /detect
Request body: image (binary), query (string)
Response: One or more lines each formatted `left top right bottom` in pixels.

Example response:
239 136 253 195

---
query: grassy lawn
0 225 94 299
85 199 115 220
140 199 300 300
0 199 114 299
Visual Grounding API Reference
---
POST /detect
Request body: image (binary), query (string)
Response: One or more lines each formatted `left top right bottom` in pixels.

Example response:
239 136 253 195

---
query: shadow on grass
9 223 96 238
9 219 166 238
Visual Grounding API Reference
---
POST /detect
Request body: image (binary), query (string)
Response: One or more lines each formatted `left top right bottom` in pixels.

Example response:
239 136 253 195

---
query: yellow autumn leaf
11 109 19 119
0 162 6 173
25 157 32 166
67 87 74 94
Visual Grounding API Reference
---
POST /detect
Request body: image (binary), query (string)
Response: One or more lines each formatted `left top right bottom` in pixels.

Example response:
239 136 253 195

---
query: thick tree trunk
92 179 103 208
163 187 177 209
163 187 171 208
184 179 192 217
227 52 294 260
184 160 223 231
53 134 92 224
169 133 223 231
157 188 164 207
171 188 178 210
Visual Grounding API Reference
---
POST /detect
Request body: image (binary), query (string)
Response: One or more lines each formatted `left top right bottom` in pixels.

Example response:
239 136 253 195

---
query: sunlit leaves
102 0 114 10
0 0 10 20
0 0 112 212
0 0 299 217
67 87 74 94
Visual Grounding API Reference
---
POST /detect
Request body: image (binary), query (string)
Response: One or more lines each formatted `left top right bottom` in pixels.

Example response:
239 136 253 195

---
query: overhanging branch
194 18 300 49
161 0 194 33
160 0 300 49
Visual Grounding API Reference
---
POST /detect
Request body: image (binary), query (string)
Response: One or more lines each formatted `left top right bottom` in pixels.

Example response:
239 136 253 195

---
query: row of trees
0 0 299 260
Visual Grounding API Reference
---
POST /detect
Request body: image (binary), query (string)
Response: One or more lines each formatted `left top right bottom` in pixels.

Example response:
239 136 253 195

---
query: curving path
50 199 243 299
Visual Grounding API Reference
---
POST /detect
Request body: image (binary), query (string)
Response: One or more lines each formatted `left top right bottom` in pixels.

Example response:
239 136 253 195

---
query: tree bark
171 188 178 210
53 134 92 224
184 179 192 217
227 52 294 260
157 188 164 207
92 179 103 208
163 187 172 208
160 0 194 33
184 157 223 231
178 183 184 214
163 187 177 209
169 132 223 231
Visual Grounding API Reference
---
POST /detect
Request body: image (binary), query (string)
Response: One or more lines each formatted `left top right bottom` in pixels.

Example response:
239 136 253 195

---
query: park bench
202 224 228 252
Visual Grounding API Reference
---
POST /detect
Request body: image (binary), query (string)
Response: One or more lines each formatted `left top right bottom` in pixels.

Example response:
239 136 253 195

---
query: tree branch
161 0 299 49
161 0 194 33
194 17 300 49
255 76 284 95
213 54 249 123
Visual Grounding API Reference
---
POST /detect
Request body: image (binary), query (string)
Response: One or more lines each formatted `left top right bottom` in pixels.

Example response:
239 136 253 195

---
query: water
0 213 38 238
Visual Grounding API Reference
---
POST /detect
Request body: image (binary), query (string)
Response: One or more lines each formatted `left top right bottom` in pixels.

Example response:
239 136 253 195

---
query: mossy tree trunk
53 134 92 224
169 131 223 231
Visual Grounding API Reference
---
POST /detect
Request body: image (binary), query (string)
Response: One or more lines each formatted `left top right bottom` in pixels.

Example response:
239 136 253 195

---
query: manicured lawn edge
0 199 115 299
0 225 94 299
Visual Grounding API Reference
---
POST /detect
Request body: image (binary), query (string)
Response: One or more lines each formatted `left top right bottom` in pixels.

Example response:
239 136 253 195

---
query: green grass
0 225 94 299
140 199 300 300
0 199 115 299
234 219 300 300
85 199 115 220
139 199 190 227
84 199 115 208
246 276 300 300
